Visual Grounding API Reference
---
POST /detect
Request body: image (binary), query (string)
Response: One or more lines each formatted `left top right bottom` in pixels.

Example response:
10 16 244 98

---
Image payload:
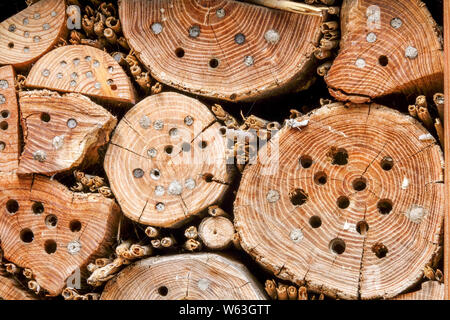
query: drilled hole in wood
1 110 10 118
289 188 308 206
133 168 144 178
352 177 367 191
329 238 346 255
377 199 393 215
181 142 191 152
330 147 348 165
40 112 51 122
151 169 161 180
20 228 34 243
299 155 312 168
372 242 388 258
44 239 57 254
157 286 168 296
219 127 227 135
8 42 14 49
309 215 322 228
32 201 44 215
380 156 394 171
6 199 19 214
164 145 173 154
209 58 219 68
69 220 82 232
110 83 117 90
203 173 213 183
45 214 58 228
356 220 369 235
337 196 350 209
199 140 208 149
314 171 327 185
0 121 7 130
175 47 185 58
378 55 389 66
0 141 5 151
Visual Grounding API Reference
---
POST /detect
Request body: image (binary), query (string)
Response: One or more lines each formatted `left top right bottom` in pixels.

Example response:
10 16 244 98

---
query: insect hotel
0 0 448 301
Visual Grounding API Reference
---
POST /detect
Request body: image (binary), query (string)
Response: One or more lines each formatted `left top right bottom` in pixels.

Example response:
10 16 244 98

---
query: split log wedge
25 45 136 105
104 92 234 227
325 0 443 103
234 103 444 300
119 0 324 102
0 66 20 173
101 253 266 300
0 0 66 69
18 90 117 176
0 273 37 300
0 174 120 296
393 281 444 300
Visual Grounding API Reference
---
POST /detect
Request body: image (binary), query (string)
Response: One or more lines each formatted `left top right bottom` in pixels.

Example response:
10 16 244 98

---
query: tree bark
118 0 324 101
101 253 266 300
234 102 444 299
325 0 443 103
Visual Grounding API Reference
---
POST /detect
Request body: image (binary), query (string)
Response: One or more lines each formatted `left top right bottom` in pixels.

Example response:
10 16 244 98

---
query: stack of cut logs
0 0 445 301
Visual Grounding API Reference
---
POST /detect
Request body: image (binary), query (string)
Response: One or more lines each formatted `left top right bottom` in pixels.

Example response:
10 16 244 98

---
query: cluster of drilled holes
40 112 51 122
289 188 308 206
299 155 312 169
314 171 327 185
352 177 367 191
45 214 58 228
309 215 322 228
329 238 346 255
380 156 394 171
356 220 369 235
337 196 350 209
378 55 389 67
377 199 393 215
158 286 168 296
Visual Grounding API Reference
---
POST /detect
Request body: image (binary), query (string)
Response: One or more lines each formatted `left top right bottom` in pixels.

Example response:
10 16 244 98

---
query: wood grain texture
0 174 120 296
444 0 449 301
393 281 444 300
0 65 19 173
18 90 117 176
325 0 443 103
25 45 136 104
119 0 323 102
104 92 234 227
0 273 36 300
198 216 235 250
101 253 266 300
0 0 66 69
234 103 444 299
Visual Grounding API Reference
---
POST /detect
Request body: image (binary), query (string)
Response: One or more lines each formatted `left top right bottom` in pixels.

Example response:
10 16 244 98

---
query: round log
393 281 444 300
17 90 117 176
104 92 234 227
119 0 324 102
0 65 20 173
0 273 36 300
325 0 443 103
101 253 266 300
198 216 235 250
0 174 120 296
25 45 136 105
0 0 66 69
234 103 444 299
